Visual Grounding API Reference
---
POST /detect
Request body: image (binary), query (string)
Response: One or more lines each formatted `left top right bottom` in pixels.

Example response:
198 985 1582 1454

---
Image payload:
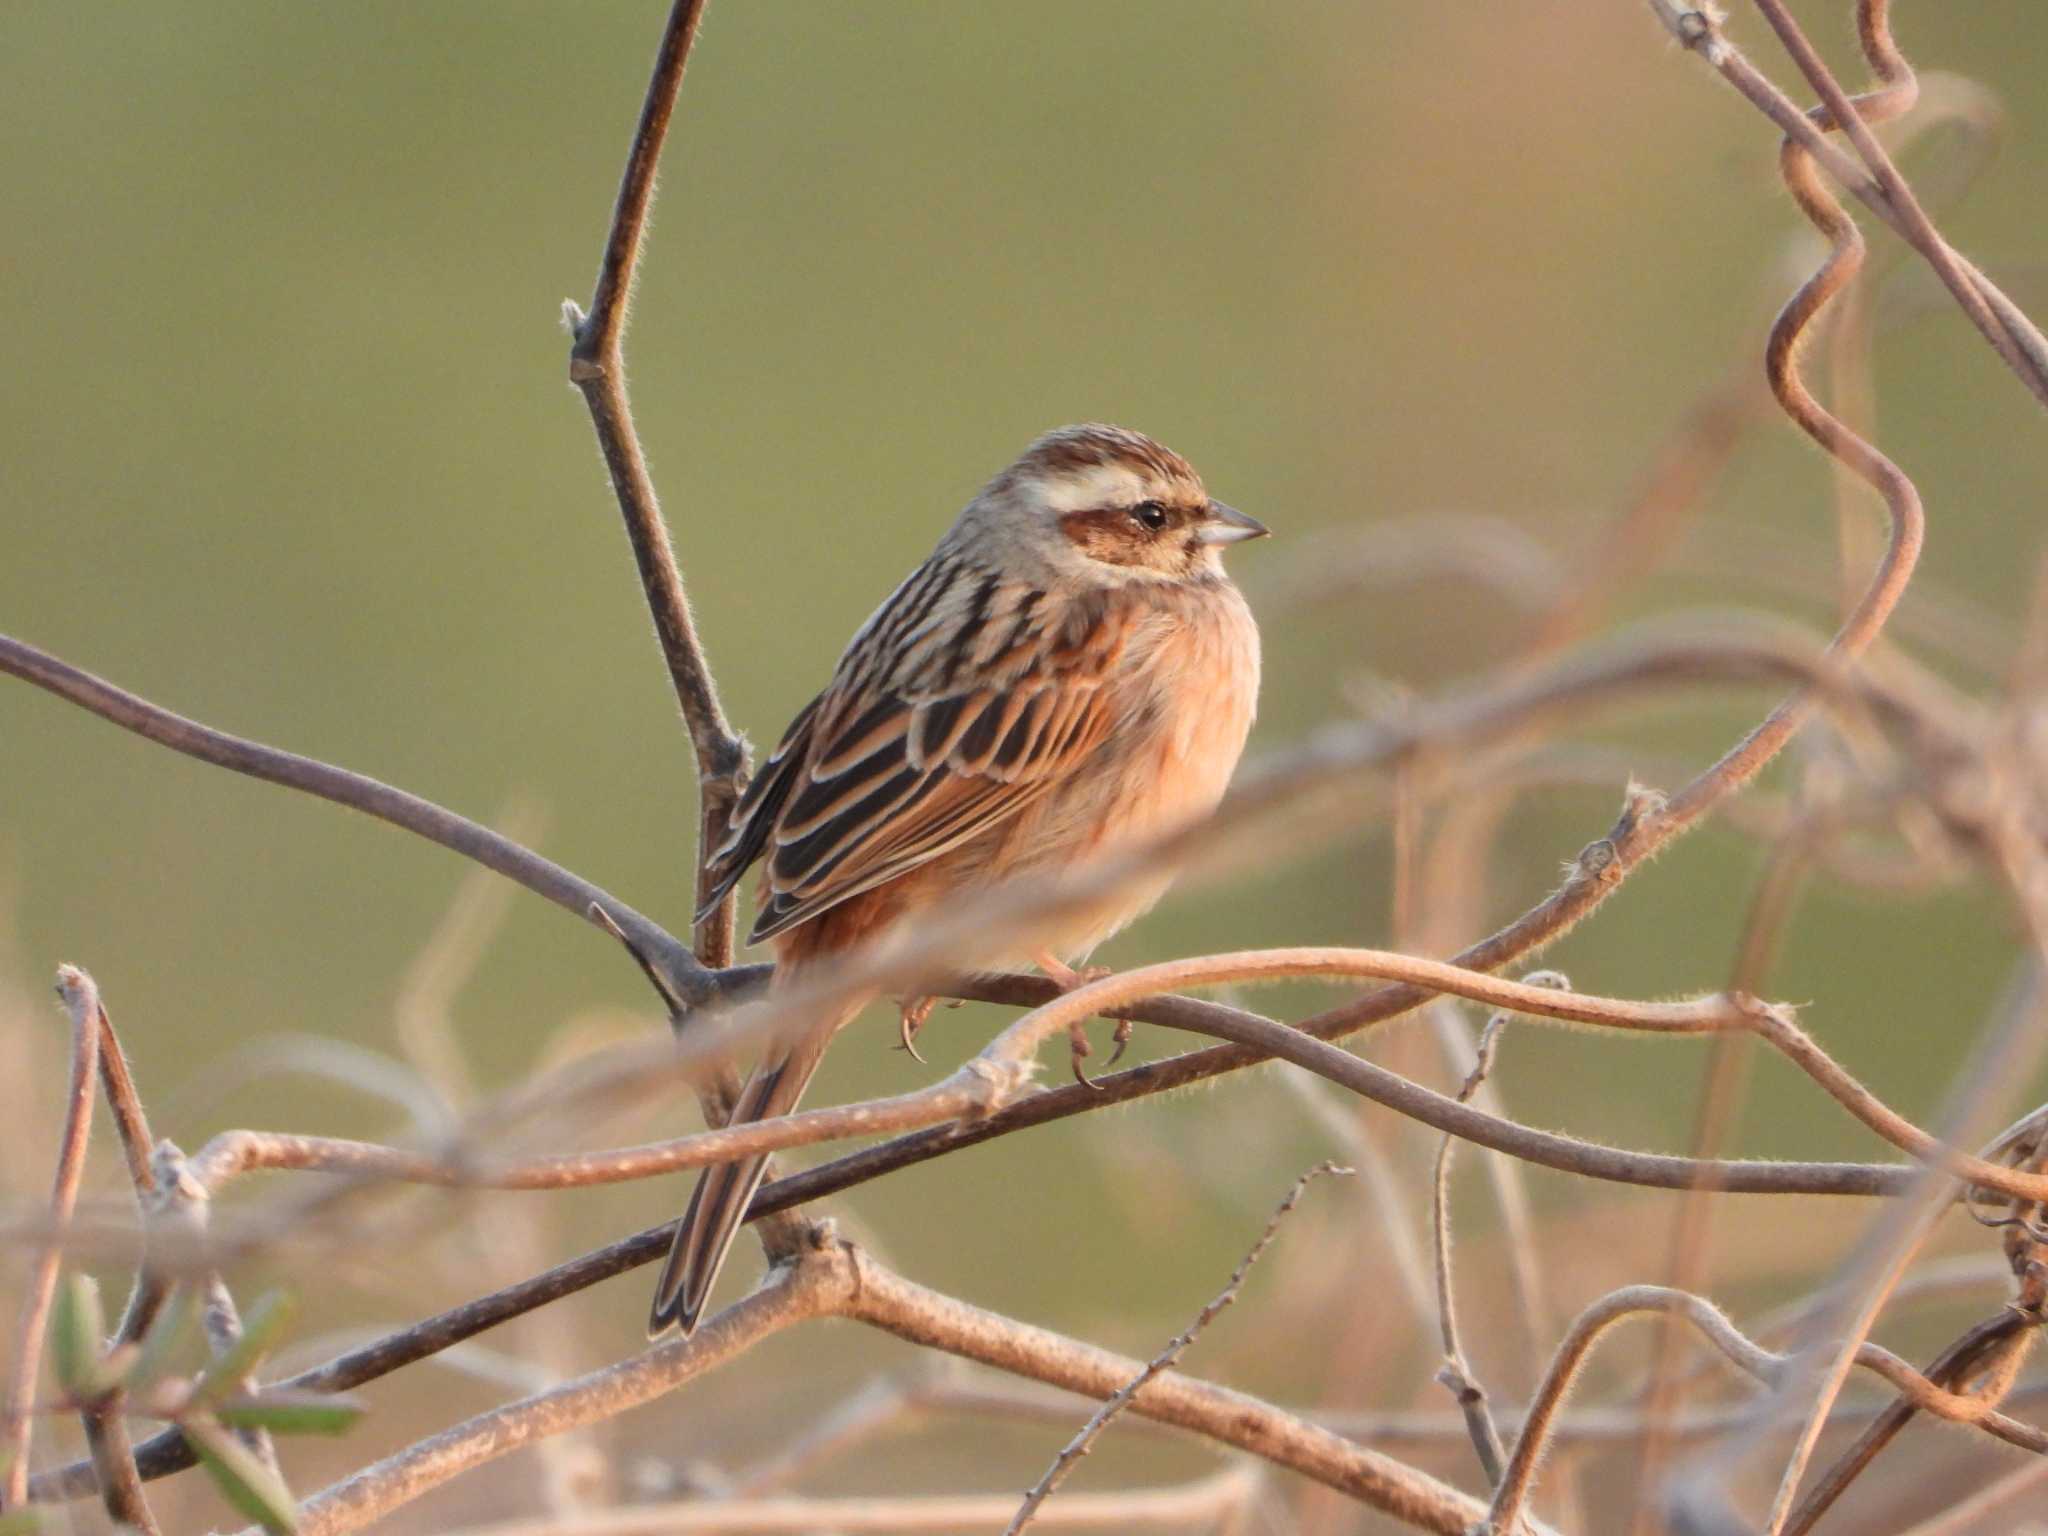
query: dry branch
1007 1162 1349 1533
11 7 2048 1535
561 0 749 981
0 632 709 1007
1 965 105 1509
446 1467 1262 1534
1484 1284 2047 1535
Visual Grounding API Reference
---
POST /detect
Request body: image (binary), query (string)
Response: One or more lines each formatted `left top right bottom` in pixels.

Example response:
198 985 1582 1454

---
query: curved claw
1068 1019 1101 1091
896 996 936 1065
898 1011 928 1065
1105 1017 1134 1069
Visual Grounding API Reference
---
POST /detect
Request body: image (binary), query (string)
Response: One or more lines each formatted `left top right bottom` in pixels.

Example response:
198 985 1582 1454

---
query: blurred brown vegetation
5 3 2048 1532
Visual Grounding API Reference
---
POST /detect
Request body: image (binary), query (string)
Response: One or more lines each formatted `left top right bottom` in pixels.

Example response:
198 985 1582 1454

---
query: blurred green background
6 4 2048 1529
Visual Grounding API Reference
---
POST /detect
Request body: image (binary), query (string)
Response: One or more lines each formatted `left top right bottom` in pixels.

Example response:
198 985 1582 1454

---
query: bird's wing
696 557 1132 944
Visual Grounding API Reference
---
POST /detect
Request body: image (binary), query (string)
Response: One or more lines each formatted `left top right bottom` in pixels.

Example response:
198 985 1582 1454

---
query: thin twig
1629 821 1819 1529
445 1469 1263 1534
1430 1010 1517 1490
92 993 156 1198
1 965 105 1508
1649 2 2048 408
840 1244 1496 1536
23 941 1980 1273
268 1233 1489 1536
1783 1308 2041 1536
562 0 749 976
80 1404 157 1534
1007 1162 1350 1534
79 988 168 1535
1748 0 2048 401
1731 962 2048 1534
0 631 710 1006
1893 1454 2048 1536
1484 1285 2048 1535
280 1239 844 1536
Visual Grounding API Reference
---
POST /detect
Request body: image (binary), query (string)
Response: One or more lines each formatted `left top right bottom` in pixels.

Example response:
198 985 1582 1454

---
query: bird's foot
1035 953 1112 993
1035 953 1115 1089
1106 1016 1135 1068
897 995 935 1063
895 994 962 1064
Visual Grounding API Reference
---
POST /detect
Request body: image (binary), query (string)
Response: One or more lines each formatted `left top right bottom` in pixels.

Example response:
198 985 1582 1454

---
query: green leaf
126 1286 195 1393
211 1391 365 1437
49 1273 108 1400
183 1414 298 1534
192 1289 297 1406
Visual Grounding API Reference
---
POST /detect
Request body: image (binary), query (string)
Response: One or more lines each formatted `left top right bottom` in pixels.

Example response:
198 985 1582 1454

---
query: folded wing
696 558 1128 944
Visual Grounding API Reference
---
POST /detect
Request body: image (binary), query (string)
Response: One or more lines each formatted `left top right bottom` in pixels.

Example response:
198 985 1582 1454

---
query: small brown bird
649 424 1267 1336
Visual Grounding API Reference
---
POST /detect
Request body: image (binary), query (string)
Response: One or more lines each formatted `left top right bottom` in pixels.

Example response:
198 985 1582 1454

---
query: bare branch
1648 2 2048 407
1485 1285 2048 1535
1431 1008 1519 1490
1007 1162 1350 1533
562 0 749 976
1749 0 2048 399
445 1469 1263 1535
283 1239 841 1536
1784 1307 2042 1536
80 1403 157 1535
840 1245 1495 1535
0 631 710 1006
1 965 105 1508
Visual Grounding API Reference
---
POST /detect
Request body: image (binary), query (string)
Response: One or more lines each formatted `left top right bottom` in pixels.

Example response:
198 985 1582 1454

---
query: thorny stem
842 1245 1494 1536
1006 1163 1350 1533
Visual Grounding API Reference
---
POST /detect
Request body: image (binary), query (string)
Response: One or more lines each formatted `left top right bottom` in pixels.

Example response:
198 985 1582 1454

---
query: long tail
647 1025 836 1338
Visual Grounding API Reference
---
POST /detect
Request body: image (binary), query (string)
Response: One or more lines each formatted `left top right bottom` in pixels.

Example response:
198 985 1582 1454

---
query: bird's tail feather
647 1024 837 1338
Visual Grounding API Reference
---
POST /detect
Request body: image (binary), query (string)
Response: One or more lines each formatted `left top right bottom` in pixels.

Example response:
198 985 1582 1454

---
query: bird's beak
1196 500 1270 545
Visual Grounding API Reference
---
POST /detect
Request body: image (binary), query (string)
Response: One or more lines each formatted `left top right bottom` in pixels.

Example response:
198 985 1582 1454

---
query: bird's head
968 424 1268 586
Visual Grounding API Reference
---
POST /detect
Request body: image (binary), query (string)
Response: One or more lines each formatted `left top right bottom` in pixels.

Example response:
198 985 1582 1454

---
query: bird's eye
1130 501 1170 532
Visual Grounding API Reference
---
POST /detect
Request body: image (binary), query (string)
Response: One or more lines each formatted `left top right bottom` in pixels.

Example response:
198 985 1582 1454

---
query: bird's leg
1035 951 1114 1089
